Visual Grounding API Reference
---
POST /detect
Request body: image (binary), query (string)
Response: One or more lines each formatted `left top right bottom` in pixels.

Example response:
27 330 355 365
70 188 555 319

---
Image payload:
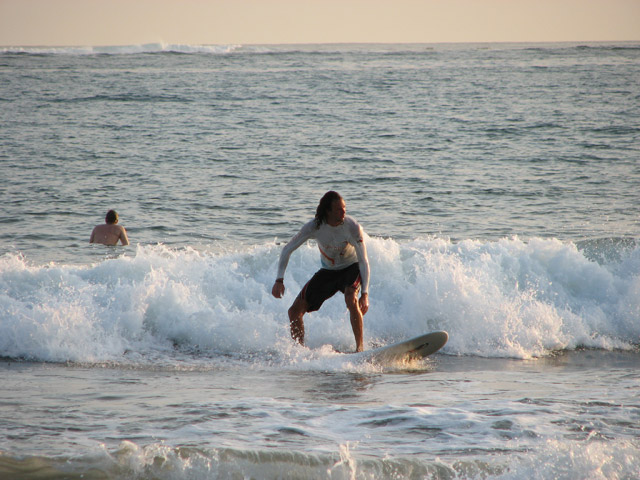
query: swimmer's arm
119 226 130 246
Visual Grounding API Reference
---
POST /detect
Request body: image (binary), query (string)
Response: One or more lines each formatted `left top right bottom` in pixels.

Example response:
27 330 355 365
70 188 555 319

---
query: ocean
1 42 639 479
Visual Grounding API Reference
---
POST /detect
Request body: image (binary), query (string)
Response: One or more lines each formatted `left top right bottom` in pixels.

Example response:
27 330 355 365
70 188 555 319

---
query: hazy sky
1 0 639 46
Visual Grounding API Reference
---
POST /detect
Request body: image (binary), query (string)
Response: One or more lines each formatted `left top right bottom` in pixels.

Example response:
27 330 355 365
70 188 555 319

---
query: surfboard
360 331 448 364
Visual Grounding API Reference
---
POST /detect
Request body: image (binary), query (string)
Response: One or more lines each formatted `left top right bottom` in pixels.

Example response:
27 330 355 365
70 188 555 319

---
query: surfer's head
315 191 344 228
105 210 119 225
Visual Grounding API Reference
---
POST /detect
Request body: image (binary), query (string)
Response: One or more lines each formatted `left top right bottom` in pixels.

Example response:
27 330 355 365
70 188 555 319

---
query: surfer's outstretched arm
345 285 364 352
271 221 314 298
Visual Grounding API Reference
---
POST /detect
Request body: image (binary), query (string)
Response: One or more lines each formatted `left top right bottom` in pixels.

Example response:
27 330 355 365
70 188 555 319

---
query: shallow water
1 351 639 479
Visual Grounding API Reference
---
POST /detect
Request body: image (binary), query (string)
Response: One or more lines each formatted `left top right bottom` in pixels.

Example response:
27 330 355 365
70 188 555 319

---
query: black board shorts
300 262 361 312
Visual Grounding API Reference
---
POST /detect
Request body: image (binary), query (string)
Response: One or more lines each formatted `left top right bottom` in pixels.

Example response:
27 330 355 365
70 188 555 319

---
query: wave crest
1 237 638 363
0 43 243 56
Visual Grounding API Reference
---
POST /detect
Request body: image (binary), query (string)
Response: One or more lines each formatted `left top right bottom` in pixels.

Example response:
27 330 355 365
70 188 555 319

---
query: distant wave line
0 43 244 56
2 41 639 57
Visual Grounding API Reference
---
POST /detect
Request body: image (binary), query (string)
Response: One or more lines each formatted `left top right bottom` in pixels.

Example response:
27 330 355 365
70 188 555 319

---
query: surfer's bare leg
288 295 307 346
345 286 364 352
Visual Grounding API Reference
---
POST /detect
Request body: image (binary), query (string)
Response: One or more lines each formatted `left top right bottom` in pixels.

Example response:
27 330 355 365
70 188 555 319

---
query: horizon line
3 39 639 49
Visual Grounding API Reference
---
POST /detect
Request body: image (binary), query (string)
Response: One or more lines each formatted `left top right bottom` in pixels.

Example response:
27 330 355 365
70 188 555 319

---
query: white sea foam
7 436 636 480
2 42 635 57
1 236 638 364
0 43 243 56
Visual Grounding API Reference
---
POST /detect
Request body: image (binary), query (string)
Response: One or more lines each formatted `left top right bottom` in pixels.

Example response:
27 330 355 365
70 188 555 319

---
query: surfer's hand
272 281 285 298
359 293 369 315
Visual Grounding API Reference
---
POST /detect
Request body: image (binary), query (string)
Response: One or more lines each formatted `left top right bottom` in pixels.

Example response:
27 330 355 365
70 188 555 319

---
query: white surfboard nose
365 330 449 364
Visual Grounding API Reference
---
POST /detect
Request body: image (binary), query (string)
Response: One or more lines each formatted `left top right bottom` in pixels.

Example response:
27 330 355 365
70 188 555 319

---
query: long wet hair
314 191 342 228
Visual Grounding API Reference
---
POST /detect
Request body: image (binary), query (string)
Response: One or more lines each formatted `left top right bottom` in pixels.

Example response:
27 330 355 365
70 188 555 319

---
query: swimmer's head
105 210 119 224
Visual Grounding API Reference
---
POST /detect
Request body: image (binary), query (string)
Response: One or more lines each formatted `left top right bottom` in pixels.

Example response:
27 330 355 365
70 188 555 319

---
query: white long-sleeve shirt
276 215 370 294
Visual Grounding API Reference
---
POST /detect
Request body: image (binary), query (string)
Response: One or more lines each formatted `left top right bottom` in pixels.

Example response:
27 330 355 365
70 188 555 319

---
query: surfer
271 191 370 352
89 210 130 246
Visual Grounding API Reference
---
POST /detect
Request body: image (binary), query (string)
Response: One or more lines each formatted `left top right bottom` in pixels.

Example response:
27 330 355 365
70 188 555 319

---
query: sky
1 0 639 47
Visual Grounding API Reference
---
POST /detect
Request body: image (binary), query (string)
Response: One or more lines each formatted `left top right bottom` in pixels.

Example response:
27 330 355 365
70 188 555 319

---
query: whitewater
1 42 639 479
1 235 639 364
